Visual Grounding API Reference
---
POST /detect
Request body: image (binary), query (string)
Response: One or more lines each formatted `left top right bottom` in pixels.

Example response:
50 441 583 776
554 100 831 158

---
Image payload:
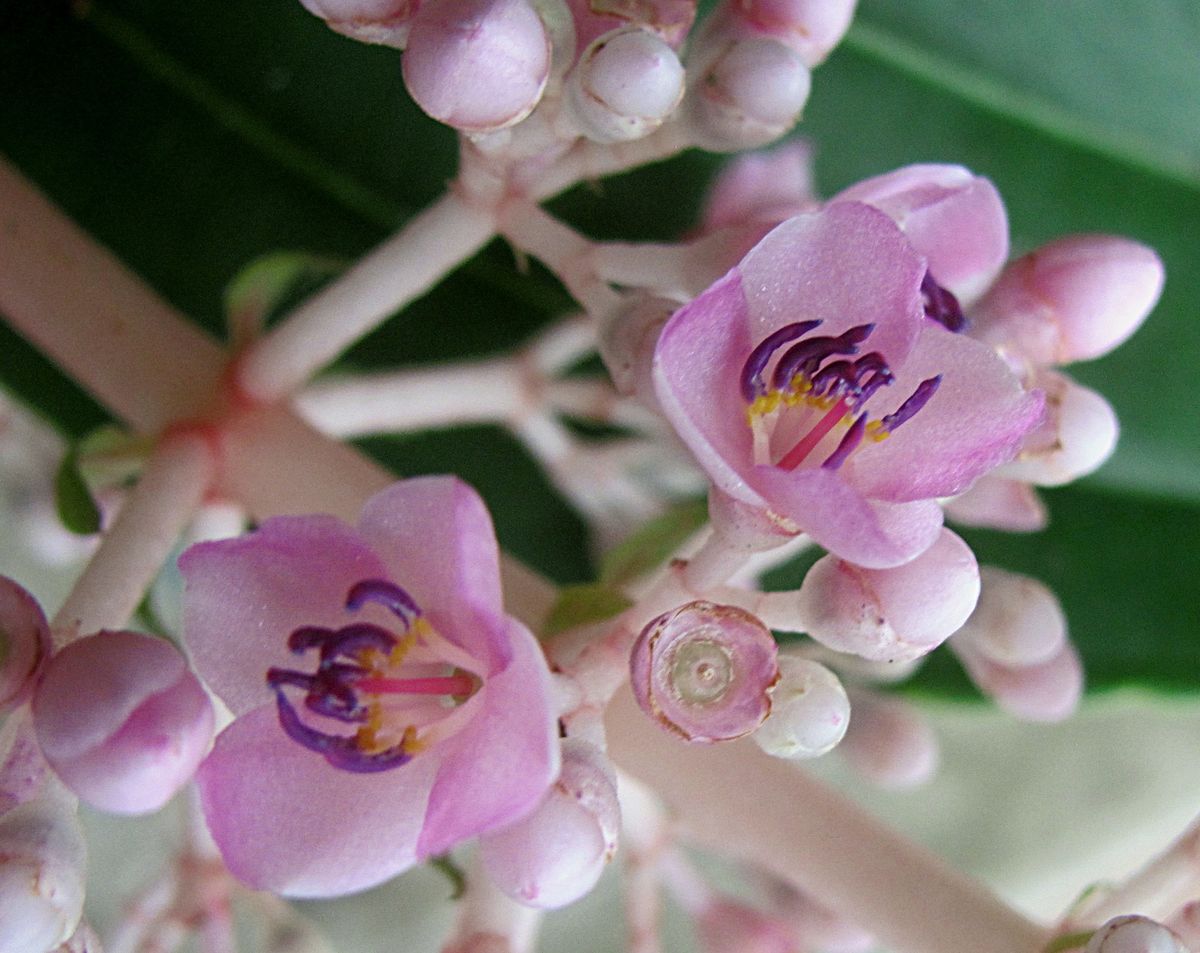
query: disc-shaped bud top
631 601 779 743
1085 916 1188 953
567 27 685 143
752 655 849 760
0 575 51 714
32 630 215 815
402 0 551 132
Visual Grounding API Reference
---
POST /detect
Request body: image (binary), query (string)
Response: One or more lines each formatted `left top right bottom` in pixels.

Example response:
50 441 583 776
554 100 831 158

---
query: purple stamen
345 579 421 623
879 376 942 433
740 320 822 401
771 323 876 391
822 413 867 470
273 690 412 773
921 271 966 332
317 622 397 662
810 360 857 400
287 626 337 654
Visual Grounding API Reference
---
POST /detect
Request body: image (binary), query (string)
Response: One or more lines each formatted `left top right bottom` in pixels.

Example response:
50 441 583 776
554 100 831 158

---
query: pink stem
355 675 475 697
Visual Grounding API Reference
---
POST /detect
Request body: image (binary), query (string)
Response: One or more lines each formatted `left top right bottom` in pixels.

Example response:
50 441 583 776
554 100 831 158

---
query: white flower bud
839 688 938 789
1085 915 1188 953
753 655 849 759
955 567 1066 667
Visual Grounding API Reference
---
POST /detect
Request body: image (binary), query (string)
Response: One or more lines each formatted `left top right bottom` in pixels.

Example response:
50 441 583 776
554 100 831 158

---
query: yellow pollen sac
745 391 783 425
388 630 417 666
401 725 428 755
866 420 891 442
410 617 433 642
355 703 387 752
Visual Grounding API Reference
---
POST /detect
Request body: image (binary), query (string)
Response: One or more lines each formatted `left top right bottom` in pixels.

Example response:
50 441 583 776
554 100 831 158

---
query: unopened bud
700 140 817 234
479 739 619 908
728 0 856 66
697 898 798 953
953 636 1082 723
33 631 214 815
972 235 1164 366
796 529 979 662
299 0 419 46
598 294 677 404
402 0 550 132
568 27 685 142
955 567 1066 667
943 475 1047 533
0 576 51 714
1085 915 1188 953
567 0 696 52
631 601 779 742
752 655 848 759
839 688 938 788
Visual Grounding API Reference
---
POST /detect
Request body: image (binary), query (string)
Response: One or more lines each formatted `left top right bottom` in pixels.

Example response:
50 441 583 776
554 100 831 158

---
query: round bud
697 898 799 953
1085 915 1188 953
33 631 214 815
730 0 856 66
402 0 551 132
752 655 849 759
631 601 779 743
700 140 817 235
796 529 980 662
0 576 51 714
479 739 619 908
972 235 1164 366
956 567 1066 668
567 0 696 53
839 688 938 789
953 638 1082 723
299 0 419 47
687 37 810 150
568 27 685 142
943 476 1048 534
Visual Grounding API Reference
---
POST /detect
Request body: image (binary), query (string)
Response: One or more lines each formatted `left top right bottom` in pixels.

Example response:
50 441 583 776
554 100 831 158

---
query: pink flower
653 202 1043 568
179 477 560 897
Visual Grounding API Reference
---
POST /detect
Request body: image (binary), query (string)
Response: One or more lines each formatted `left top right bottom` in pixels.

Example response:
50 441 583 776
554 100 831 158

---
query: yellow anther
401 725 428 755
410 617 433 643
389 630 417 666
866 420 890 442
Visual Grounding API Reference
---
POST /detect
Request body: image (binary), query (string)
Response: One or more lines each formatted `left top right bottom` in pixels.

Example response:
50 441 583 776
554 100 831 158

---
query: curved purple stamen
287 626 337 654
810 360 857 400
345 578 421 623
880 376 942 433
822 413 867 470
740 320 822 401
771 323 876 391
921 271 966 332
274 690 412 773
318 622 397 662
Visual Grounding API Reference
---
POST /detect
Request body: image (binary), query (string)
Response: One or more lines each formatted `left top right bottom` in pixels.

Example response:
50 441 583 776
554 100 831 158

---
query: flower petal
416 617 559 858
180 516 388 715
197 705 437 897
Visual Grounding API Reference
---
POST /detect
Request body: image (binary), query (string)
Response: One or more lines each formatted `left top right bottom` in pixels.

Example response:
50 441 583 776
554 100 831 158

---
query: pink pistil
776 398 849 470
354 674 477 697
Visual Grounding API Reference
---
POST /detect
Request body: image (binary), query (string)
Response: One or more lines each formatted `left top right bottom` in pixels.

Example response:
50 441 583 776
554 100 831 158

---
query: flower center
266 579 480 773
740 320 941 471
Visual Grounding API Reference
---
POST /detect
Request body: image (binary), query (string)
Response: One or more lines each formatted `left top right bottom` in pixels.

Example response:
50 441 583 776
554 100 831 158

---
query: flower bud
479 739 619 908
402 0 551 133
839 688 938 788
1085 915 1188 953
33 631 214 815
687 37 810 150
567 27 685 143
998 370 1118 486
728 0 857 66
567 0 696 53
943 475 1047 533
831 164 1008 303
796 529 980 662
696 898 798 953
972 235 1164 366
631 601 779 742
598 294 677 404
0 576 51 714
700 140 817 234
0 794 87 953
53 922 102 953
752 655 848 759
299 0 419 47
955 567 1066 667
953 637 1082 723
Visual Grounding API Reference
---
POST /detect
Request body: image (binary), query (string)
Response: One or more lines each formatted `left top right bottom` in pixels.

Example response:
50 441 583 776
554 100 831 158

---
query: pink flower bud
0 576 51 714
729 0 857 66
700 140 817 234
631 601 779 742
998 370 1118 486
598 294 676 404
955 567 1066 667
479 739 619 908
32 631 214 815
567 0 697 53
697 898 799 953
687 37 811 150
839 688 938 788
299 0 419 47
796 529 980 662
568 27 685 142
972 235 1164 366
402 0 551 132
943 475 1048 533
1085 915 1188 953
752 655 848 759
953 637 1082 723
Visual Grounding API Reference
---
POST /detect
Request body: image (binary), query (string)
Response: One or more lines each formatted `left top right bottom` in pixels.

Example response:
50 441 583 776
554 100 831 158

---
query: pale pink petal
357 476 509 668
180 516 388 715
847 322 1045 502
197 705 437 897
416 618 559 857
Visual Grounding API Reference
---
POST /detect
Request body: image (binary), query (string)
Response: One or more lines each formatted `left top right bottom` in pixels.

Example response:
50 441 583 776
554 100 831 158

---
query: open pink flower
652 202 1043 568
179 477 559 897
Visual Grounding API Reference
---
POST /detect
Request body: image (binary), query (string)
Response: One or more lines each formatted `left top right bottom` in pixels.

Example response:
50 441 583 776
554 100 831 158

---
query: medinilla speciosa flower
179 477 559 897
653 201 1044 568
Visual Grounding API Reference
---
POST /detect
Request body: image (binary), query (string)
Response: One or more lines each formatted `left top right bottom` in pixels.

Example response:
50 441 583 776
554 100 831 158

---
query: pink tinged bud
752 655 849 759
32 631 215 815
697 898 799 953
955 567 1066 667
630 601 779 743
796 528 980 662
998 370 1118 486
402 0 551 133
299 0 419 47
729 0 857 66
700 140 818 234
1085 915 1188 953
0 576 51 714
479 739 619 908
943 475 1048 533
972 235 1164 366
839 688 938 788
688 37 811 150
567 0 697 53
953 636 1082 723
597 295 676 405
568 27 685 142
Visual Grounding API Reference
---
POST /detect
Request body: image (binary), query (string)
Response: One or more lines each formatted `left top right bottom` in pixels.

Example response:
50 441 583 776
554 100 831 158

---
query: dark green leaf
544 584 633 638
599 499 708 587
54 449 102 536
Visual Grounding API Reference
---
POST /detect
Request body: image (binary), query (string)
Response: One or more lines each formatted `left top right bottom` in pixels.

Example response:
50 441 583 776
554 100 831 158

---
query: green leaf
599 499 708 587
223 250 345 345
544 584 633 638
54 449 102 536
427 855 467 901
